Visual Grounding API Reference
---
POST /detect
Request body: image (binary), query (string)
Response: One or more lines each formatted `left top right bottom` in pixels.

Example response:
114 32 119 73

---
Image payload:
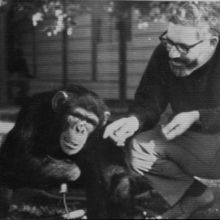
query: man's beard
169 57 198 77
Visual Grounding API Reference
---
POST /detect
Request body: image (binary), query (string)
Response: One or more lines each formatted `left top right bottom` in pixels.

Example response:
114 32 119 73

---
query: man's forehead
167 22 209 44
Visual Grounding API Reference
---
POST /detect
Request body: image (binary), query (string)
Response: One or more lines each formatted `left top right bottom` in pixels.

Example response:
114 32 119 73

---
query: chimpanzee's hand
161 111 200 140
103 116 139 147
45 156 81 182
66 163 81 181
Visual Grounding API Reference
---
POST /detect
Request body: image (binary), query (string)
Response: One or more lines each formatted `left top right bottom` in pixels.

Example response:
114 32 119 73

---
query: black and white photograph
1 1 220 219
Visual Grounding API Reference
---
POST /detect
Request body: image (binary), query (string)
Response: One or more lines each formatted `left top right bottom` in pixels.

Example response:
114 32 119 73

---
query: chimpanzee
0 84 145 219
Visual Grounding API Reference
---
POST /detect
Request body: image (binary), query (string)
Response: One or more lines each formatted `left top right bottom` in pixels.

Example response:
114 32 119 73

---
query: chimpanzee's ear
52 91 69 112
102 111 111 126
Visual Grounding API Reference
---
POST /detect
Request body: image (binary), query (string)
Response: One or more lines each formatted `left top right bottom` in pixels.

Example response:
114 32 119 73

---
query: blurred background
0 0 174 110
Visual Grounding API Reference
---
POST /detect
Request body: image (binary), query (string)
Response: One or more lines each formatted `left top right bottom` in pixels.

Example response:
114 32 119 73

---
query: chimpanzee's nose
76 121 86 134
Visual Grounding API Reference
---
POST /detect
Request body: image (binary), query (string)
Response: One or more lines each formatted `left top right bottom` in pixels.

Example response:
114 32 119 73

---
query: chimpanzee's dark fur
0 85 148 219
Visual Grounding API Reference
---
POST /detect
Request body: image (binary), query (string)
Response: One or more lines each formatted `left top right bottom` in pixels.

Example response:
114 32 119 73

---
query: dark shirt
129 42 220 133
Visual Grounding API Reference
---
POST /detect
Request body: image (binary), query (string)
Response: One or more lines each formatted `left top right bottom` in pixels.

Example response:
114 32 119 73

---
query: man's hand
161 111 200 140
103 116 139 146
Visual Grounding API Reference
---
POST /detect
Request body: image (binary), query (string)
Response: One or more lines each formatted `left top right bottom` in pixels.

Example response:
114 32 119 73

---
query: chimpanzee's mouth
64 140 78 148
61 138 79 150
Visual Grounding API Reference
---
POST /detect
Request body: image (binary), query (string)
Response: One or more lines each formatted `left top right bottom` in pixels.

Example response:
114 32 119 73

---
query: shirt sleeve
199 107 220 133
128 44 169 130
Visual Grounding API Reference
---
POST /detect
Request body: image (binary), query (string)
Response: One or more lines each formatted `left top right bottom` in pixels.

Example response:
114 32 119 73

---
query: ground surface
2 184 220 219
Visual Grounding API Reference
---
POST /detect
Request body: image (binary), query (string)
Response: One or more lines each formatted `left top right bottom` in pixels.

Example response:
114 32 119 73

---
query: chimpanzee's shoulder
14 90 59 128
82 127 125 165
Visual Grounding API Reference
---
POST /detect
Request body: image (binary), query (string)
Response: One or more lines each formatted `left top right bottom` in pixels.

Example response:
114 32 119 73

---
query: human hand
161 111 199 140
103 116 139 147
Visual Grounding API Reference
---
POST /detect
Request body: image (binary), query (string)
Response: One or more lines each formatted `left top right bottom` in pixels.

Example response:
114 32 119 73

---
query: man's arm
103 45 169 145
198 107 220 133
128 44 169 130
162 111 200 140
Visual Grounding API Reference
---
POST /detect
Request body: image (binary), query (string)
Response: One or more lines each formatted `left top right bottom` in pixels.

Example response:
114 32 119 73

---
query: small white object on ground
62 209 86 219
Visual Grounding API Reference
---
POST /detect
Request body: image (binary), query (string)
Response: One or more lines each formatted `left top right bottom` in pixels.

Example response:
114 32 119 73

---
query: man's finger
116 141 125 147
115 131 131 143
164 125 183 140
103 119 125 138
108 132 121 143
103 124 117 139
114 123 130 136
162 119 178 137
115 131 133 145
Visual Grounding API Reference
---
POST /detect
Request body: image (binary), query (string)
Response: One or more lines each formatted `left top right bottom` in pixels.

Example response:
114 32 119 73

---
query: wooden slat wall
0 11 7 104
19 8 167 100
126 11 167 99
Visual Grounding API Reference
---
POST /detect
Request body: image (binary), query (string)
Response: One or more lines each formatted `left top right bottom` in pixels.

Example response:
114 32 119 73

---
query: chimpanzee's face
60 107 99 155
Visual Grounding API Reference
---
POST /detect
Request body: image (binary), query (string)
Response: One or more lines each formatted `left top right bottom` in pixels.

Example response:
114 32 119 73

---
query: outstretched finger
115 125 131 138
162 119 178 137
165 125 184 140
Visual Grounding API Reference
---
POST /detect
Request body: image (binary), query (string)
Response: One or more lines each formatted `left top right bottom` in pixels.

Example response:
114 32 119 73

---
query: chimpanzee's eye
72 112 84 120
71 112 98 128
86 118 98 127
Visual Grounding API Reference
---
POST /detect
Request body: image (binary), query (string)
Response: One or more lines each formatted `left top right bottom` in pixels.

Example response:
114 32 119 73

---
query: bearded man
104 2 220 219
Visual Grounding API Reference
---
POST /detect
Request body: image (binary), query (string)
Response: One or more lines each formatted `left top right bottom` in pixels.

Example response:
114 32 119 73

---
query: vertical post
91 1 100 82
117 2 131 106
62 0 68 88
32 26 37 77
118 21 127 105
0 8 8 105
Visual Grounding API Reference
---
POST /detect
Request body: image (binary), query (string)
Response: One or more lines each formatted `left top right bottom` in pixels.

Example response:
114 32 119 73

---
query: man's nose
168 46 181 59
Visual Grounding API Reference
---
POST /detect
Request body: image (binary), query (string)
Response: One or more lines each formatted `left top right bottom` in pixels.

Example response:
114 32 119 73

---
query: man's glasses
159 31 204 55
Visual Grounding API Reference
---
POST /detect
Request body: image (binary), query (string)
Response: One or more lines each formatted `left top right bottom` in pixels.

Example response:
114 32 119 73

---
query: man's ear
102 111 111 126
52 91 69 112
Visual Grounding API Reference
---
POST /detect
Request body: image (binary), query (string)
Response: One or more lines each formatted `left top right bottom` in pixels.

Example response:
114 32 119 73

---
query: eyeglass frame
159 31 204 55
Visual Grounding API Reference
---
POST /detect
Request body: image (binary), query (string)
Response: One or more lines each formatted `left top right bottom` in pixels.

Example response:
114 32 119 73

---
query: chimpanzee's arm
1 133 81 185
24 155 81 183
80 160 108 219
0 100 81 184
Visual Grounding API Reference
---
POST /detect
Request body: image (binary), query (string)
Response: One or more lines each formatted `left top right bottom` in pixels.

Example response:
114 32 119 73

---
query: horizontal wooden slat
68 40 91 51
97 51 119 62
29 80 62 95
37 54 62 65
127 88 136 100
77 81 119 99
75 14 92 26
129 36 160 48
132 21 167 35
36 41 62 54
37 65 63 76
97 62 118 80
68 52 91 63
69 26 92 39
127 50 153 61
68 64 92 80
127 76 143 88
98 43 118 51
30 80 119 99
